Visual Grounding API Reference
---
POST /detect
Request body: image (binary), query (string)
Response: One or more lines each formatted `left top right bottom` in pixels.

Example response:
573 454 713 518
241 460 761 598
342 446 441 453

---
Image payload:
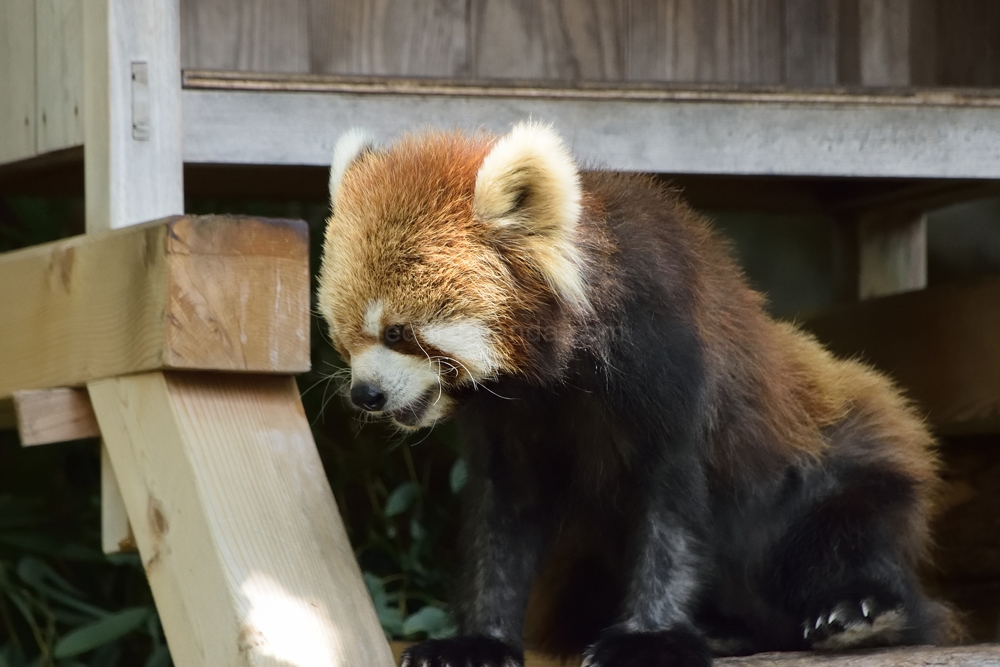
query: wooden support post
84 0 183 231
89 372 394 667
857 210 927 300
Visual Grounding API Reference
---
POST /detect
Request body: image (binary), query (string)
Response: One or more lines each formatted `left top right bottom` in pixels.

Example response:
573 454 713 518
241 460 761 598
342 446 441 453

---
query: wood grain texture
471 0 626 81
0 0 37 164
858 211 927 299
308 0 469 77
181 83 1000 179
859 0 911 85
90 372 395 667
805 278 1000 434
180 0 310 73
784 0 839 85
101 441 135 554
84 0 183 231
389 642 1000 666
36 0 85 154
627 0 784 84
930 0 1000 87
13 387 99 446
0 215 310 400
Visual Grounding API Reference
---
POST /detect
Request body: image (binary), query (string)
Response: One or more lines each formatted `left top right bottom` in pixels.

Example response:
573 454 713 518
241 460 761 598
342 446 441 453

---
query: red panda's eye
384 325 405 346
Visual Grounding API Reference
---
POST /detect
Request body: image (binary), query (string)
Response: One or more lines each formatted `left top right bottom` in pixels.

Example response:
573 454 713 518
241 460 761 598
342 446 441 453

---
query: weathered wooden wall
181 0 1000 87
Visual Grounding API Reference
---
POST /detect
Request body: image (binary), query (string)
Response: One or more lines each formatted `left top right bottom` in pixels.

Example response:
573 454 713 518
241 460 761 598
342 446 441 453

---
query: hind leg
768 467 942 650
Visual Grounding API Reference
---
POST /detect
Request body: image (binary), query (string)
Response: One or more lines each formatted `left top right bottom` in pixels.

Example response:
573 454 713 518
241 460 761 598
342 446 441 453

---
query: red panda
318 122 950 667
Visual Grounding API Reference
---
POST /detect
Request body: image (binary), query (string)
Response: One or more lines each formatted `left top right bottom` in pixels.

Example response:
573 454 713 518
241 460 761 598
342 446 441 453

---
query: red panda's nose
351 383 387 412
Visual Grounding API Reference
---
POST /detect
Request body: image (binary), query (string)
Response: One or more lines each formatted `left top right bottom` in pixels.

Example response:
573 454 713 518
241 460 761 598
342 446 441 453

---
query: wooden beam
181 72 1000 179
858 211 927 299
89 372 394 667
13 388 100 447
0 214 310 400
390 642 1000 666
804 278 1000 435
84 0 183 231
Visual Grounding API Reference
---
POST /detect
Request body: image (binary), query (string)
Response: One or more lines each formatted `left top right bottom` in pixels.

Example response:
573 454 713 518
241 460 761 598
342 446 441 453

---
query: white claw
828 608 844 625
815 616 823 629
861 599 872 618
803 625 811 639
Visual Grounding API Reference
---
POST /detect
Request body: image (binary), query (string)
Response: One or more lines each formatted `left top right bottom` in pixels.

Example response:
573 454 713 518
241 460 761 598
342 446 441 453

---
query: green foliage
0 195 465 665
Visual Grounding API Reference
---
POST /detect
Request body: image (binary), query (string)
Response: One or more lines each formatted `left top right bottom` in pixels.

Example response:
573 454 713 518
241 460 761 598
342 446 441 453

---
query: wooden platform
389 642 1000 666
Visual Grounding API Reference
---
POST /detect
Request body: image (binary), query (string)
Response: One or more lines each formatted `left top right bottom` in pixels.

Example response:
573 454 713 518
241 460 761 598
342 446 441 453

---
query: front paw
583 628 712 667
401 635 523 667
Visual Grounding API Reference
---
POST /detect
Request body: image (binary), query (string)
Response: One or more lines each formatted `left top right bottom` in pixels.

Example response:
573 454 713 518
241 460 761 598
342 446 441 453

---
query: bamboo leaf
384 482 419 518
53 608 150 659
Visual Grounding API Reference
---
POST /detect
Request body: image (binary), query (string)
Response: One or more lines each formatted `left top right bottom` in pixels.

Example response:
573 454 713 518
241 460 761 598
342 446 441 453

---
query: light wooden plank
858 211 927 299
13 387 99 446
84 0 183 231
805 278 1000 434
308 0 469 77
0 214 310 400
180 79 1000 179
859 0 911 86
90 372 395 667
0 0 37 164
471 0 625 81
101 440 135 554
36 0 84 153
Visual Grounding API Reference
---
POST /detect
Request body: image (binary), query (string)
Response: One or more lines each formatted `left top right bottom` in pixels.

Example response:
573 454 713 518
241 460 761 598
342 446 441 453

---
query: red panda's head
317 122 589 430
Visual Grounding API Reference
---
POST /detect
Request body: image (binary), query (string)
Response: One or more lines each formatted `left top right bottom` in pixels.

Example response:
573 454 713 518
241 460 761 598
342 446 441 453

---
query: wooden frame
181 72 1000 179
0 214 310 400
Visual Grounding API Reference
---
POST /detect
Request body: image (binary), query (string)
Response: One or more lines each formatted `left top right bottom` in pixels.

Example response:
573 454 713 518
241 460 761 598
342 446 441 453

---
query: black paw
400 635 523 667
583 628 713 667
803 596 907 649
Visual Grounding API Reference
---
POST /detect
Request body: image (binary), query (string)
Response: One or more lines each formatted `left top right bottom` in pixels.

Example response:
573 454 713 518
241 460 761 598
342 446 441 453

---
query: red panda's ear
329 128 374 209
474 122 589 311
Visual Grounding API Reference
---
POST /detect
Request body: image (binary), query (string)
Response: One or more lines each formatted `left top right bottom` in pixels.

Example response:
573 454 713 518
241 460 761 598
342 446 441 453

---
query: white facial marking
419 319 500 381
363 300 384 338
350 344 453 429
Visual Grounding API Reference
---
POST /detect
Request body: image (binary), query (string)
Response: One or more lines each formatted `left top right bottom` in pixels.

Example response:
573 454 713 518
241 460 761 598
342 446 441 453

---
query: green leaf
53 608 151 659
376 605 403 638
17 557 81 596
15 557 107 619
402 606 454 639
449 459 467 495
384 482 419 518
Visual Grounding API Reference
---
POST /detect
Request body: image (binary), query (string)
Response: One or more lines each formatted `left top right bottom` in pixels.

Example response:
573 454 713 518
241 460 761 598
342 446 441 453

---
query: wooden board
84 0 183 231
36 0 85 154
0 214 310 400
471 0 624 81
181 74 1000 179
13 387 100 446
805 278 1000 434
89 372 394 667
308 0 469 78
390 642 1000 666
0 0 37 164
100 441 135 554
